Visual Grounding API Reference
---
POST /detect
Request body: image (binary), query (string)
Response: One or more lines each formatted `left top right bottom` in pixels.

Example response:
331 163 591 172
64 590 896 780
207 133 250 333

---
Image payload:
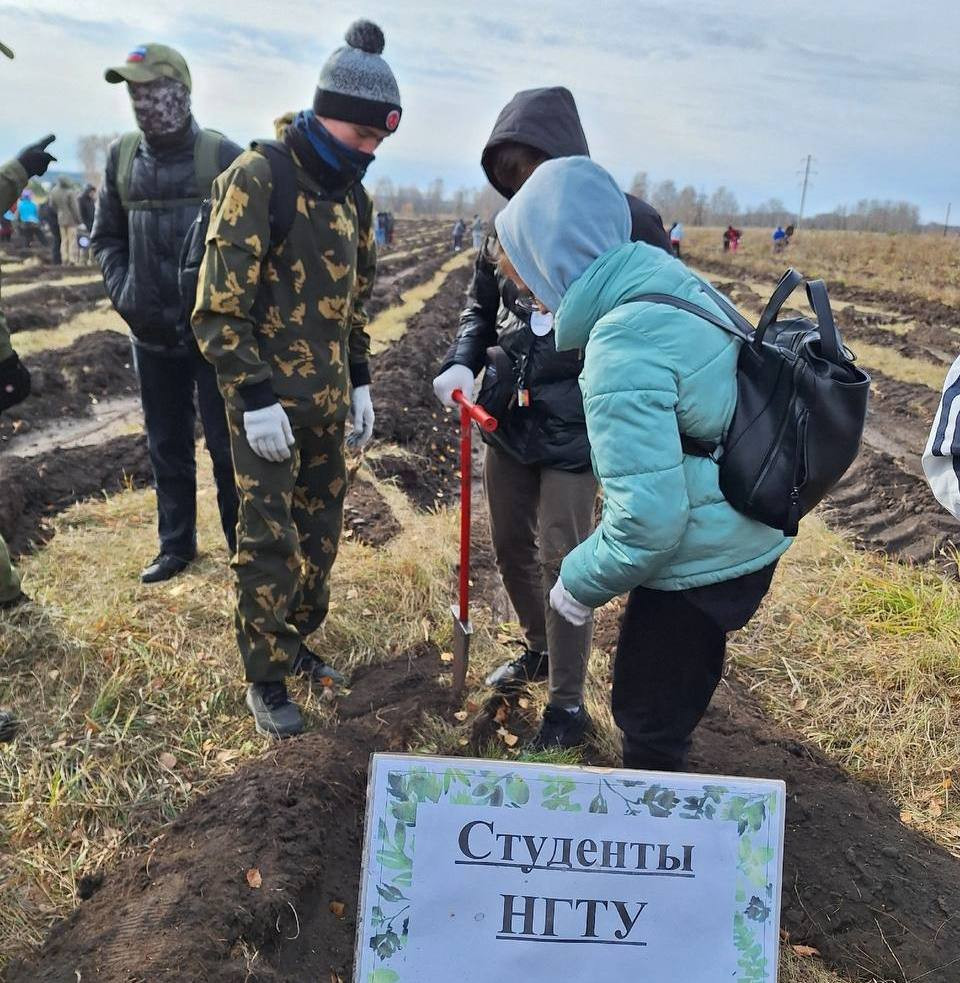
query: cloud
0 0 956 221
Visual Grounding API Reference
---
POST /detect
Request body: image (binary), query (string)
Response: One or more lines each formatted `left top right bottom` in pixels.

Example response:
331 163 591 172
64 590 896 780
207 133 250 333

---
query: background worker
49 176 81 264
91 43 242 584
192 20 400 738
432 86 671 750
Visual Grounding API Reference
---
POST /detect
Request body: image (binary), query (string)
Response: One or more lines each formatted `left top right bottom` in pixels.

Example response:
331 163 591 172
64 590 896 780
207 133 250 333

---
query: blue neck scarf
293 109 374 184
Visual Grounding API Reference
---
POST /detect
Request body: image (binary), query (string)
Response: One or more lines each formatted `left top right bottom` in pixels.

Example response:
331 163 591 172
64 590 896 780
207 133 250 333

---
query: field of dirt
6 229 960 983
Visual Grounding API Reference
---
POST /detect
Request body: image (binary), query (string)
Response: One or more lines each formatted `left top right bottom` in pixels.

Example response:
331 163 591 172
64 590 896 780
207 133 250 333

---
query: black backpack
178 140 297 337
632 268 870 536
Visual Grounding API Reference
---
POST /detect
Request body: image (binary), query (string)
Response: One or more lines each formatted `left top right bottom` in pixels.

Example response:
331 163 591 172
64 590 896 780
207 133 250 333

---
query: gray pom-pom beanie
313 20 402 133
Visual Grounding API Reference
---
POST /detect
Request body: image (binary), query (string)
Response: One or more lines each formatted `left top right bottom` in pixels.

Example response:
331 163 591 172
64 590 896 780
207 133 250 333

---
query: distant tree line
310 165 932 235
628 172 923 234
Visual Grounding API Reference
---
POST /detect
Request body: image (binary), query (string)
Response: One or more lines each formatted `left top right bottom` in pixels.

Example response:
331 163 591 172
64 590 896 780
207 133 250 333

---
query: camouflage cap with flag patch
104 43 191 91
1 41 14 59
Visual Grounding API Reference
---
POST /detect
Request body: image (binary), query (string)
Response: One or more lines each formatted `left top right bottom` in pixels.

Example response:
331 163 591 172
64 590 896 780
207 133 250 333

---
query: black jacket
443 87 671 472
91 119 241 350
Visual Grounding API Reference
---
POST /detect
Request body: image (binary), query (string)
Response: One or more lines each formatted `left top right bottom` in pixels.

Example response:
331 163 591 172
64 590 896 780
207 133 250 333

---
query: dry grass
3 271 102 297
685 227 960 308
845 340 947 389
367 250 473 354
732 514 960 856
15 301 126 357
0 454 459 962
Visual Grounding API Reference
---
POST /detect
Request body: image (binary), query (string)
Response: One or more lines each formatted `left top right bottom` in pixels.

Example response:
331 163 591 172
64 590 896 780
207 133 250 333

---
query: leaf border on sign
364 764 781 983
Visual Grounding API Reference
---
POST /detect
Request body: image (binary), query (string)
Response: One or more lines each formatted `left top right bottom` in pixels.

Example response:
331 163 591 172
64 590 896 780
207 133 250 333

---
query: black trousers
49 224 62 265
613 562 778 772
132 340 239 560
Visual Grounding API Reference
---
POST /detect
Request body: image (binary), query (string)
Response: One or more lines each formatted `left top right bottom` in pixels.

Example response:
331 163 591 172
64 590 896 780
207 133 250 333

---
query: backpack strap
626 292 749 341
256 139 298 247
115 132 141 211
193 128 225 197
351 182 369 230
115 129 222 213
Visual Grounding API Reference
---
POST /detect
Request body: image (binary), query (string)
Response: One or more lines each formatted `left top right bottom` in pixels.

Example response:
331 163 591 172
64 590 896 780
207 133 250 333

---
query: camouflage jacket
192 145 375 427
0 157 29 362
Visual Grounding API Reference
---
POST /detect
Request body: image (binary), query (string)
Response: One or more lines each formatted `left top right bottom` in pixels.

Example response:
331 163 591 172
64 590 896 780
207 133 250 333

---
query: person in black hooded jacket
91 43 242 585
433 86 671 750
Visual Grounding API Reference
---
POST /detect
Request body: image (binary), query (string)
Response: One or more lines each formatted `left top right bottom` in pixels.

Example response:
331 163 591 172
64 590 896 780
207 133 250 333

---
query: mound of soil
1 331 137 443
343 478 401 548
5 280 106 333
0 433 152 555
3 645 447 983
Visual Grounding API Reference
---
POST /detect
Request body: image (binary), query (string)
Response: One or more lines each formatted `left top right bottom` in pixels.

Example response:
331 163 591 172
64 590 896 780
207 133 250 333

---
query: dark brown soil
1 331 137 444
343 477 401 548
0 433 152 555
5 280 106 333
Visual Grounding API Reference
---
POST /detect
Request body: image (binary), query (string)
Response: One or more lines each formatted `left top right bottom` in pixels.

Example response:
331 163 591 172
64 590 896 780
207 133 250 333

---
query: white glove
347 385 375 450
549 576 593 627
243 402 295 462
432 363 475 409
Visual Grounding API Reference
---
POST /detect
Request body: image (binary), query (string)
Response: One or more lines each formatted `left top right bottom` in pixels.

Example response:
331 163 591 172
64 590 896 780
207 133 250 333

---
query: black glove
0 353 31 412
17 134 57 178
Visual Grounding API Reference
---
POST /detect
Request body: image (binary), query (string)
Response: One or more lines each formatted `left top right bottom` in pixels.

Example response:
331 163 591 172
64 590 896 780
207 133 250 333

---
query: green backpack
115 128 224 212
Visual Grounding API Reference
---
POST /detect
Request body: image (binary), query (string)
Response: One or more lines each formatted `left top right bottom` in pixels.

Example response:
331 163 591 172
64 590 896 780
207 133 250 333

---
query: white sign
355 754 786 983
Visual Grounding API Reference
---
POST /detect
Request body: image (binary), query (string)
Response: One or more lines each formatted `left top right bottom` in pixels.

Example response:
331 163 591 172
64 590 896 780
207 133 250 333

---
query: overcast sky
1 0 957 221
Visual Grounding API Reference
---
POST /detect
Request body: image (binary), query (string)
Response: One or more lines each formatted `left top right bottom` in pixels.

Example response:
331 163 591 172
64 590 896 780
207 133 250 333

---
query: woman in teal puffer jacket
494 156 792 771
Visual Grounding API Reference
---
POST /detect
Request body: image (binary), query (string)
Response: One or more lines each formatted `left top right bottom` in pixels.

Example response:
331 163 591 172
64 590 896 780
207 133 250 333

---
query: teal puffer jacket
554 240 791 607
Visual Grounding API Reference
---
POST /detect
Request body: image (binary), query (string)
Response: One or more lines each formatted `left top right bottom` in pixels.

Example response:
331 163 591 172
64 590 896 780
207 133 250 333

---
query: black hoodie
441 87 671 472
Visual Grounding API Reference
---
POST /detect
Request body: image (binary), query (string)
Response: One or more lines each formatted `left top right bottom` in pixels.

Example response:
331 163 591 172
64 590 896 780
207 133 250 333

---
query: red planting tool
450 389 498 696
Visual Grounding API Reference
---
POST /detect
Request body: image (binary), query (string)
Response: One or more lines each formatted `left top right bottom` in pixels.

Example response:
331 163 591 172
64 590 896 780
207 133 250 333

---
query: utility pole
944 202 952 237
796 154 812 230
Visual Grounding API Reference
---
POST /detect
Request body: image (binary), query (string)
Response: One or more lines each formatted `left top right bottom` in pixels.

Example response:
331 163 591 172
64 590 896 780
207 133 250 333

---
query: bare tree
77 134 118 186
629 171 649 200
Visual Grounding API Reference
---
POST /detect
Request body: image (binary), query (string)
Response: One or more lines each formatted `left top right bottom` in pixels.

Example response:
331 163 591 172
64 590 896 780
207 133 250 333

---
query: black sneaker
528 704 591 751
245 681 303 738
140 553 193 584
0 710 19 743
485 648 548 689
291 645 346 687
0 591 28 610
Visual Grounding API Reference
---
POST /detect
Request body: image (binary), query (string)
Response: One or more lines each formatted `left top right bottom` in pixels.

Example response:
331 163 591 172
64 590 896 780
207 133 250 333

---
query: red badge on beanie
385 109 400 132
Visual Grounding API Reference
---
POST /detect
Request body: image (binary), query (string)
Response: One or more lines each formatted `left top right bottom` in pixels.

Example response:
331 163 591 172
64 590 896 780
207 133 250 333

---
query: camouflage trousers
0 533 21 604
228 413 347 683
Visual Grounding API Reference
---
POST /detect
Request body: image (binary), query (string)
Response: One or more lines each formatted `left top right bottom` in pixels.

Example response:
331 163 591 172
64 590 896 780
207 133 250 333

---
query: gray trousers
483 444 598 707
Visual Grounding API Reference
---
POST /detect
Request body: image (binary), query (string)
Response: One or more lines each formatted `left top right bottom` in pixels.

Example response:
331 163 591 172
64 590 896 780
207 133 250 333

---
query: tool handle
452 390 498 432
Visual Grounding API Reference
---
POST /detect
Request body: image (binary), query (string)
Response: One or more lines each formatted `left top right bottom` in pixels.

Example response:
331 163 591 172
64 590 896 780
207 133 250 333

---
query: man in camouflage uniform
193 20 401 737
0 39 58 740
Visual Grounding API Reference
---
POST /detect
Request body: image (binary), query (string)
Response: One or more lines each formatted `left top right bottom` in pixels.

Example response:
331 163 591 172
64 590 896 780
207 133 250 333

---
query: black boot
291 645 346 687
485 648 548 689
140 553 193 584
246 681 303 738
528 704 591 751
